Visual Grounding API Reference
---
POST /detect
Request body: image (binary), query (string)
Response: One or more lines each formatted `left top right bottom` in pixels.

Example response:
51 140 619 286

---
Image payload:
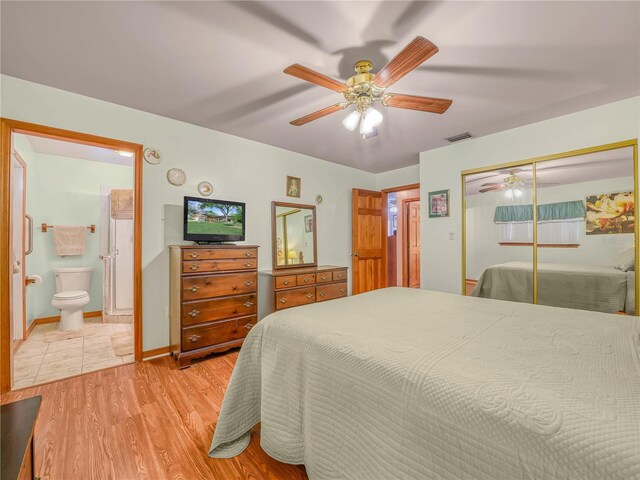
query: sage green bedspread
472 261 633 314
209 288 640 480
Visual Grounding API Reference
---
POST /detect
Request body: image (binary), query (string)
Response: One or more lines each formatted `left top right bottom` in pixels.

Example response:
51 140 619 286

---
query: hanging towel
110 189 134 220
53 226 87 256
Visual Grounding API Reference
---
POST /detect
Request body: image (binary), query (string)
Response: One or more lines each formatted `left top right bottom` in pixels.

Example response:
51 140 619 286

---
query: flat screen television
183 196 246 243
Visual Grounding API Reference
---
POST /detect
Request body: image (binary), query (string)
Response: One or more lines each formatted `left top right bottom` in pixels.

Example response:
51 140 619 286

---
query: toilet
51 267 92 331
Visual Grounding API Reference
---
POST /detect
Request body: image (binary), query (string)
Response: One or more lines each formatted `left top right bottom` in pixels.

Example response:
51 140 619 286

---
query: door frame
0 118 144 393
381 183 420 288
400 197 420 287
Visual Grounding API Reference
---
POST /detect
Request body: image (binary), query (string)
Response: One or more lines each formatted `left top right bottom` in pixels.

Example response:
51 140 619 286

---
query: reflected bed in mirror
272 202 317 269
463 143 637 315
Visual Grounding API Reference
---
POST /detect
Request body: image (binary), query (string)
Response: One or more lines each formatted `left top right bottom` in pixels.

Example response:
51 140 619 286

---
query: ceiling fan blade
283 64 348 92
480 182 502 187
479 185 506 193
289 103 347 126
382 93 452 114
373 36 439 88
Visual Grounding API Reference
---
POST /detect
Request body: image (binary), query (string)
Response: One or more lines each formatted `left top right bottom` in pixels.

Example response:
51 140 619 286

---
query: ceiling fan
283 36 453 138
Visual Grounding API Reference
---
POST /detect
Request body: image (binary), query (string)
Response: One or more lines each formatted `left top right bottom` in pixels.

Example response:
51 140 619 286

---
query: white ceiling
2 1 639 173
465 147 635 196
18 134 134 167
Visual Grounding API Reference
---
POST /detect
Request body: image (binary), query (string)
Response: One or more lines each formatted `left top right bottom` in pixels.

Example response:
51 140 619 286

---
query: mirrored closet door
536 145 636 314
463 164 534 303
463 141 638 315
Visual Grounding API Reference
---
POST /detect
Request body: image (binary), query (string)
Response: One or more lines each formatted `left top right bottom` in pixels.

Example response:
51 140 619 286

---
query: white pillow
613 247 635 272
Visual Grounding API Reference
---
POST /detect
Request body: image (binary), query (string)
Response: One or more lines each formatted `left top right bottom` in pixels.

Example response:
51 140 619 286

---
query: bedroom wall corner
375 164 420 190
419 96 640 294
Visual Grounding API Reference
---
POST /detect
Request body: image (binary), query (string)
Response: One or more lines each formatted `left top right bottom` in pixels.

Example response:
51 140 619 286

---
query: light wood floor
1 352 308 480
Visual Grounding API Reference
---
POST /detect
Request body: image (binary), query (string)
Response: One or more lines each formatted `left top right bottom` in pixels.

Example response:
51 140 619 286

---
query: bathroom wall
13 135 133 325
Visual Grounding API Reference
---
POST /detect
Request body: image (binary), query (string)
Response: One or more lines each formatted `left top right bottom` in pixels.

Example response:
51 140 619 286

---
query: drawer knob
188 334 201 343
244 251 253 257
280 298 287 304
189 264 199 271
245 280 254 287
244 301 254 308
340 288 345 294
283 280 290 285
244 323 254 330
306 293 313 299
245 262 252 267
303 277 310 283
189 286 200 293
319 291 325 297
321 276 327 280
189 252 199 258
188 310 200 317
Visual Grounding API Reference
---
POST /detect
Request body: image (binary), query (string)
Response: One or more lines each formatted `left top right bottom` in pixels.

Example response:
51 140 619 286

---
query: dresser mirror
272 201 317 269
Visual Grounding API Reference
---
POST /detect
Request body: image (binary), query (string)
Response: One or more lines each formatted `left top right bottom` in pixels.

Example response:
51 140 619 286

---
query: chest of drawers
169 245 258 368
258 265 348 318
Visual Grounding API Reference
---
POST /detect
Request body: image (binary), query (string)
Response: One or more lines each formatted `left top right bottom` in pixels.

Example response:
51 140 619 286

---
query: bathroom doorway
0 119 143 392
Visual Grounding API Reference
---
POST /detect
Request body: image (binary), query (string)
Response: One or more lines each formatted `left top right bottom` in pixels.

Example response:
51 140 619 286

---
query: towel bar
41 223 95 233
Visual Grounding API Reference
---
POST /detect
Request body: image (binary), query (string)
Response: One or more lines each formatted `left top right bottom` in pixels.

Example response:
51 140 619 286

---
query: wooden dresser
258 265 348 318
169 245 259 368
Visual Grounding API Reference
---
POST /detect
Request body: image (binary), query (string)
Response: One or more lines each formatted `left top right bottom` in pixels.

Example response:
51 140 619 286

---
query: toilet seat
53 290 88 301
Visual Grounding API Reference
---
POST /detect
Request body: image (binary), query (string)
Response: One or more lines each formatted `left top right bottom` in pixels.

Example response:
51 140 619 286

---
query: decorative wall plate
315 194 323 205
144 147 162 164
197 181 213 196
167 168 186 186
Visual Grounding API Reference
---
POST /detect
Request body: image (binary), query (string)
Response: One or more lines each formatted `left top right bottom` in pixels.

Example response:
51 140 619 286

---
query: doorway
1 119 143 393
351 184 420 294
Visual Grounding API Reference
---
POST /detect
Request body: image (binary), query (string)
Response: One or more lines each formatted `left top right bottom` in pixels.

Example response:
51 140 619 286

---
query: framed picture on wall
428 189 450 218
286 176 301 198
304 214 313 233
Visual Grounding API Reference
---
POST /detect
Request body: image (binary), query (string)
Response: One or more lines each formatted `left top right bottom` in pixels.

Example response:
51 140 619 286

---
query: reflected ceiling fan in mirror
479 171 558 198
284 36 453 138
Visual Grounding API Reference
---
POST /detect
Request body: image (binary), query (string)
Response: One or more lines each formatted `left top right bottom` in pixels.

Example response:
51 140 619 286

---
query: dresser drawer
275 275 297 289
276 287 315 310
182 294 257 326
181 315 256 351
316 282 347 302
182 272 256 301
316 271 333 283
182 258 257 273
182 248 257 261
332 270 347 281
296 273 316 286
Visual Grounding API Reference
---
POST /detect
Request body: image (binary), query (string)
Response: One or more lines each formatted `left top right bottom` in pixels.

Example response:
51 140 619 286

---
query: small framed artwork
304 214 313 233
286 176 301 198
392 214 397 228
428 189 450 218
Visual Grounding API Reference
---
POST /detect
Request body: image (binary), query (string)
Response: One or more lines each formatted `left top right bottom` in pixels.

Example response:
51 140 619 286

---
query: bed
209 288 640 480
472 261 636 314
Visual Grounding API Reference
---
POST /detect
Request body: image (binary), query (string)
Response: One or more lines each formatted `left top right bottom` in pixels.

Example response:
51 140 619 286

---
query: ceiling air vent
445 132 473 143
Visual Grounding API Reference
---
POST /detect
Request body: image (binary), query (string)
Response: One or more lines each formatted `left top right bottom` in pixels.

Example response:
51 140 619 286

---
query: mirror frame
461 139 639 314
271 201 318 270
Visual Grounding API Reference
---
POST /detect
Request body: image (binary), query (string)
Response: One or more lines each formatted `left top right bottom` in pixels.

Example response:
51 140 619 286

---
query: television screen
184 196 246 243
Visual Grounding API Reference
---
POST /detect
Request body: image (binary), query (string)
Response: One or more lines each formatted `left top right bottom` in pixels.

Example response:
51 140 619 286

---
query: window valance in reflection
494 200 586 223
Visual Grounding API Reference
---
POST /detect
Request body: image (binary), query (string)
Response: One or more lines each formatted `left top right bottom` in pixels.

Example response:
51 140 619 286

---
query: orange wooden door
407 201 421 288
352 189 386 294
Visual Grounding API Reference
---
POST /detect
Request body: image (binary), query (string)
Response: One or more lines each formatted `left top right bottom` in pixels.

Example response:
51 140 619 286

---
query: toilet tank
53 267 93 293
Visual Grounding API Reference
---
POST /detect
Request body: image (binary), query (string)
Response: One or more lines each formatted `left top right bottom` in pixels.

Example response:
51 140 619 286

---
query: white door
11 152 25 342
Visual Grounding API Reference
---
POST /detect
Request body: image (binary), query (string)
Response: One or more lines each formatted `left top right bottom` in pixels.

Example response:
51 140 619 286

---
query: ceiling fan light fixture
342 110 361 131
359 107 383 136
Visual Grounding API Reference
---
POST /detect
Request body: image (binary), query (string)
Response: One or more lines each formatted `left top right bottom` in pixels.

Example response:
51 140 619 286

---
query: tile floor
13 316 134 389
